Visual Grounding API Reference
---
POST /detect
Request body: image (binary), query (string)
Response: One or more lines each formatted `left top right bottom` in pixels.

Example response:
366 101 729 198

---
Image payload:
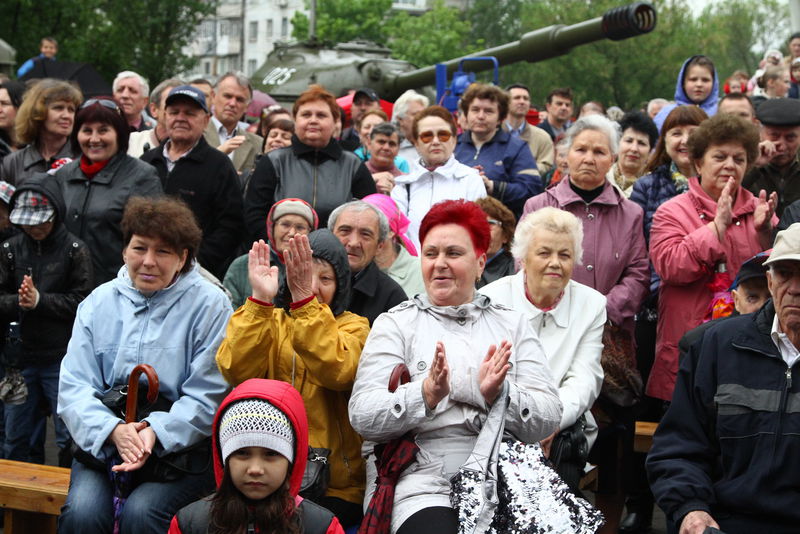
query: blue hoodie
654 56 719 131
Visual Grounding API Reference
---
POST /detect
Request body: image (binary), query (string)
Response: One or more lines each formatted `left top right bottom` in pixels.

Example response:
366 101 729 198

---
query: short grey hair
370 121 399 140
392 90 429 121
647 98 669 116
215 71 253 100
150 77 184 106
512 207 584 265
328 200 390 242
113 70 149 96
564 114 621 155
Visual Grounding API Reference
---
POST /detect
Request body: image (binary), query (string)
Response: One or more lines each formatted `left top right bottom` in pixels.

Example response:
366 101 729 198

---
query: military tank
253 2 657 105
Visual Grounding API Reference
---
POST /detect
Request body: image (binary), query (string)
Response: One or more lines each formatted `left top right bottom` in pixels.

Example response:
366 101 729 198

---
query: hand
753 189 777 234
248 240 280 303
111 425 156 472
372 171 395 195
219 135 246 154
18 274 38 310
712 177 734 239
482 175 494 195
422 341 450 409
479 340 511 404
285 234 314 303
679 510 719 534
540 428 559 459
109 421 149 465
756 139 777 167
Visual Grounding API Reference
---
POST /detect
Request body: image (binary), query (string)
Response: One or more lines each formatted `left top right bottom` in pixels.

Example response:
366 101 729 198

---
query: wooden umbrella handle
124 364 159 423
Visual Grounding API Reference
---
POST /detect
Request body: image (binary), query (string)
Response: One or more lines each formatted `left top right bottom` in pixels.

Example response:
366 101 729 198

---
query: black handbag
299 446 331 500
548 416 590 493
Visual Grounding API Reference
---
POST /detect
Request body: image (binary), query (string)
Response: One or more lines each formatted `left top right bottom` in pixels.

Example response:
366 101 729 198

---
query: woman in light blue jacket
57 196 232 534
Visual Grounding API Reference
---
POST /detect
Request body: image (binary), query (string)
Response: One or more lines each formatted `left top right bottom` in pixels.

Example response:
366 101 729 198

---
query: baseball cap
354 87 379 102
165 85 208 113
765 223 800 265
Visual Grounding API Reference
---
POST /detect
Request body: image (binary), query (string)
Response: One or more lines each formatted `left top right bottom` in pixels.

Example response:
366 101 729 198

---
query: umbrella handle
388 364 410 393
125 364 159 424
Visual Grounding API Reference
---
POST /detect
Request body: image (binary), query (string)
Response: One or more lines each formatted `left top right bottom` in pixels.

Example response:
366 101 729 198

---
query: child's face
684 65 714 104
21 220 54 241
229 446 290 501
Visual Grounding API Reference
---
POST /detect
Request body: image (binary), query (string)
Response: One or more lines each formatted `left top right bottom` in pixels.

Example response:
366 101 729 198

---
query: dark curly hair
459 83 509 123
619 111 659 149
121 197 202 274
687 113 760 169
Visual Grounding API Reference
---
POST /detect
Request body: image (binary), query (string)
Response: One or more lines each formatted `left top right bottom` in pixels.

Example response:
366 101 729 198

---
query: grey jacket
0 142 77 185
349 293 561 531
55 153 163 286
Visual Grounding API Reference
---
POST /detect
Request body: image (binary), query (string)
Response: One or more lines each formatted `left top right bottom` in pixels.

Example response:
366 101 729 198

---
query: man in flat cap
743 97 800 216
647 224 800 534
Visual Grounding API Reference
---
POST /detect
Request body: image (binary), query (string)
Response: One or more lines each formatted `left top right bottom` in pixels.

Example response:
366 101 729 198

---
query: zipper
776 364 793 454
311 152 318 208
136 299 152 366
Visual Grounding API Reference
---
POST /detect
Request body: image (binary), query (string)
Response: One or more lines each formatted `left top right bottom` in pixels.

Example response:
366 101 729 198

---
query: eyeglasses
418 130 452 143
487 218 502 227
276 220 311 234
81 98 121 113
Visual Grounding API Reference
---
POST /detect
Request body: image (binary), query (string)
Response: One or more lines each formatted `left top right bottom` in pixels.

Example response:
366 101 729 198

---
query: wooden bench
579 464 598 491
0 459 70 534
634 421 658 453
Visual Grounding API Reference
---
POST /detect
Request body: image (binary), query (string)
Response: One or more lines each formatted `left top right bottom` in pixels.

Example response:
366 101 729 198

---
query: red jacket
168 378 344 534
647 178 774 401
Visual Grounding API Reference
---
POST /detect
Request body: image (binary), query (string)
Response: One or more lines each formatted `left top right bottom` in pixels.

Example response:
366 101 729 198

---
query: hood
9 172 66 227
266 198 319 263
674 55 719 114
212 379 309 497
275 228 352 316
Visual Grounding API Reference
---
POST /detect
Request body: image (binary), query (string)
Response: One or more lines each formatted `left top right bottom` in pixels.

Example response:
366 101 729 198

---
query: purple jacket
522 178 649 333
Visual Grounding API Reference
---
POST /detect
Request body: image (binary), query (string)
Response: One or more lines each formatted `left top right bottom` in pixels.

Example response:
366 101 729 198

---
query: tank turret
253 2 656 105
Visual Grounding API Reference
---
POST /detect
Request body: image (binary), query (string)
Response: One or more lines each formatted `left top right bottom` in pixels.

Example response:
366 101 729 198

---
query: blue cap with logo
165 85 208 113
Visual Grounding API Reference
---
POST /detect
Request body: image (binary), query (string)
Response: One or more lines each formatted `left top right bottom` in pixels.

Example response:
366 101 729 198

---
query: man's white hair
113 71 149 96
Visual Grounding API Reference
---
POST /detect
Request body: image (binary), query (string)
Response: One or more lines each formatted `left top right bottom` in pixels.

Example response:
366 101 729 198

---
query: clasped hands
422 339 511 409
109 421 156 472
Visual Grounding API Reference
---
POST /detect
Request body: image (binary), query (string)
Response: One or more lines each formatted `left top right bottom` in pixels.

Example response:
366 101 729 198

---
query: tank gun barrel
383 2 656 100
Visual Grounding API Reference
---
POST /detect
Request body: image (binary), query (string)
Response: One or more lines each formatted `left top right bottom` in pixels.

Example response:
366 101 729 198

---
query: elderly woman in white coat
479 207 605 484
391 106 486 252
349 199 561 534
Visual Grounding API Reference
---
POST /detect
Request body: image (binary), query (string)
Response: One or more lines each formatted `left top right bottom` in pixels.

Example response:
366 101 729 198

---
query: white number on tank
262 67 296 86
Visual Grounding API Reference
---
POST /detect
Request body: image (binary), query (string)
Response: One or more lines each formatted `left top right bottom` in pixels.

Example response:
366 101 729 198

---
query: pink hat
363 194 417 256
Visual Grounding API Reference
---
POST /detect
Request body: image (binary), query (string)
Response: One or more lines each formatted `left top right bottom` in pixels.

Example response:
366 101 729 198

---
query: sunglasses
81 98 121 112
418 130 453 143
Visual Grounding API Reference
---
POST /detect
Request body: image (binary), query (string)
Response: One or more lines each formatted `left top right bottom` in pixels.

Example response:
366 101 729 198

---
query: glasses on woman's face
276 220 311 234
81 99 121 113
487 218 502 227
418 130 452 144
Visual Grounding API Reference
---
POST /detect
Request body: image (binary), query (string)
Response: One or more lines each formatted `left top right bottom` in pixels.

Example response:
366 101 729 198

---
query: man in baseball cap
140 84 244 279
743 97 800 216
340 87 382 152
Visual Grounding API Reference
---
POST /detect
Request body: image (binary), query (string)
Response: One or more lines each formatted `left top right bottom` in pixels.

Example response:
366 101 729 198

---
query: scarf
80 155 110 179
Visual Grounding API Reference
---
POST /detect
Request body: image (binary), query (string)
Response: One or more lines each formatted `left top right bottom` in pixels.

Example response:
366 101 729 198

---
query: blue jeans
58 458 215 534
3 362 67 462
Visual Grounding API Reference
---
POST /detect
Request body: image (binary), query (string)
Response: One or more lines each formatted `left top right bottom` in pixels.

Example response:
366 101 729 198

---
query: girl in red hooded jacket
168 378 344 534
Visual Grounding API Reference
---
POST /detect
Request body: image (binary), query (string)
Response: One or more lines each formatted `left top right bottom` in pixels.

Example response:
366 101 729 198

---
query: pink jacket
647 177 773 401
522 178 649 334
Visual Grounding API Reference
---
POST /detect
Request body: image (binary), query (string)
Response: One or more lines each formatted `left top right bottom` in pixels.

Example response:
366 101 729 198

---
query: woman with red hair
349 199 562 534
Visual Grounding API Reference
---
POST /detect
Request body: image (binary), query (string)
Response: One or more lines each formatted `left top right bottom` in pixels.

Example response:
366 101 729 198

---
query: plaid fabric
9 190 54 226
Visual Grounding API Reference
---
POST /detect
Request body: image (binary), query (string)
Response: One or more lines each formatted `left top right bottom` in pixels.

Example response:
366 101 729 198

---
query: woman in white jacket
480 207 605 448
391 106 485 252
349 199 561 534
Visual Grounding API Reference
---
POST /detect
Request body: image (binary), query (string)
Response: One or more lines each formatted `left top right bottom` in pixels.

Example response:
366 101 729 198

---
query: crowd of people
3 32 800 534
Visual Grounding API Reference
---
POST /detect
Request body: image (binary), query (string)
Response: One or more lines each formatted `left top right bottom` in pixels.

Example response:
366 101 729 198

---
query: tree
0 0 214 87
291 0 392 44
385 1 477 67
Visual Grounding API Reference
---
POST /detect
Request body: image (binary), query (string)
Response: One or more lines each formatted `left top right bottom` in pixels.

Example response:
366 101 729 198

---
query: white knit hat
218 398 295 464
271 199 315 228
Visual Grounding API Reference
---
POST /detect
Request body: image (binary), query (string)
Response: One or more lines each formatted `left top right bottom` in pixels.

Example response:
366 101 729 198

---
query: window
281 17 288 38
248 59 257 76
266 19 273 38
249 21 258 42
204 61 211 75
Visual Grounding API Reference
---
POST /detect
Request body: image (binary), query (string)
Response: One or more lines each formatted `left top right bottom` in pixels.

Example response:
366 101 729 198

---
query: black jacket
647 301 800 533
56 153 162 286
348 260 406 326
477 249 515 289
0 174 93 366
141 137 244 279
244 135 376 242
743 157 800 218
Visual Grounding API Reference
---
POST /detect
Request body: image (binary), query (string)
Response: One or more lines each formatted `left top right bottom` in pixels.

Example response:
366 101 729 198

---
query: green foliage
1 0 214 87
385 1 477 66
291 0 393 43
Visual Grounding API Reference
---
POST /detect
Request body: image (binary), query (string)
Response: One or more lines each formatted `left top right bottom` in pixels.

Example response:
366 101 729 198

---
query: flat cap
756 98 800 127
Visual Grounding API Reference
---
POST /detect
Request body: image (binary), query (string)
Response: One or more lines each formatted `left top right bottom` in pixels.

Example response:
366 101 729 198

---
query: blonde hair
15 79 82 145
512 207 584 265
